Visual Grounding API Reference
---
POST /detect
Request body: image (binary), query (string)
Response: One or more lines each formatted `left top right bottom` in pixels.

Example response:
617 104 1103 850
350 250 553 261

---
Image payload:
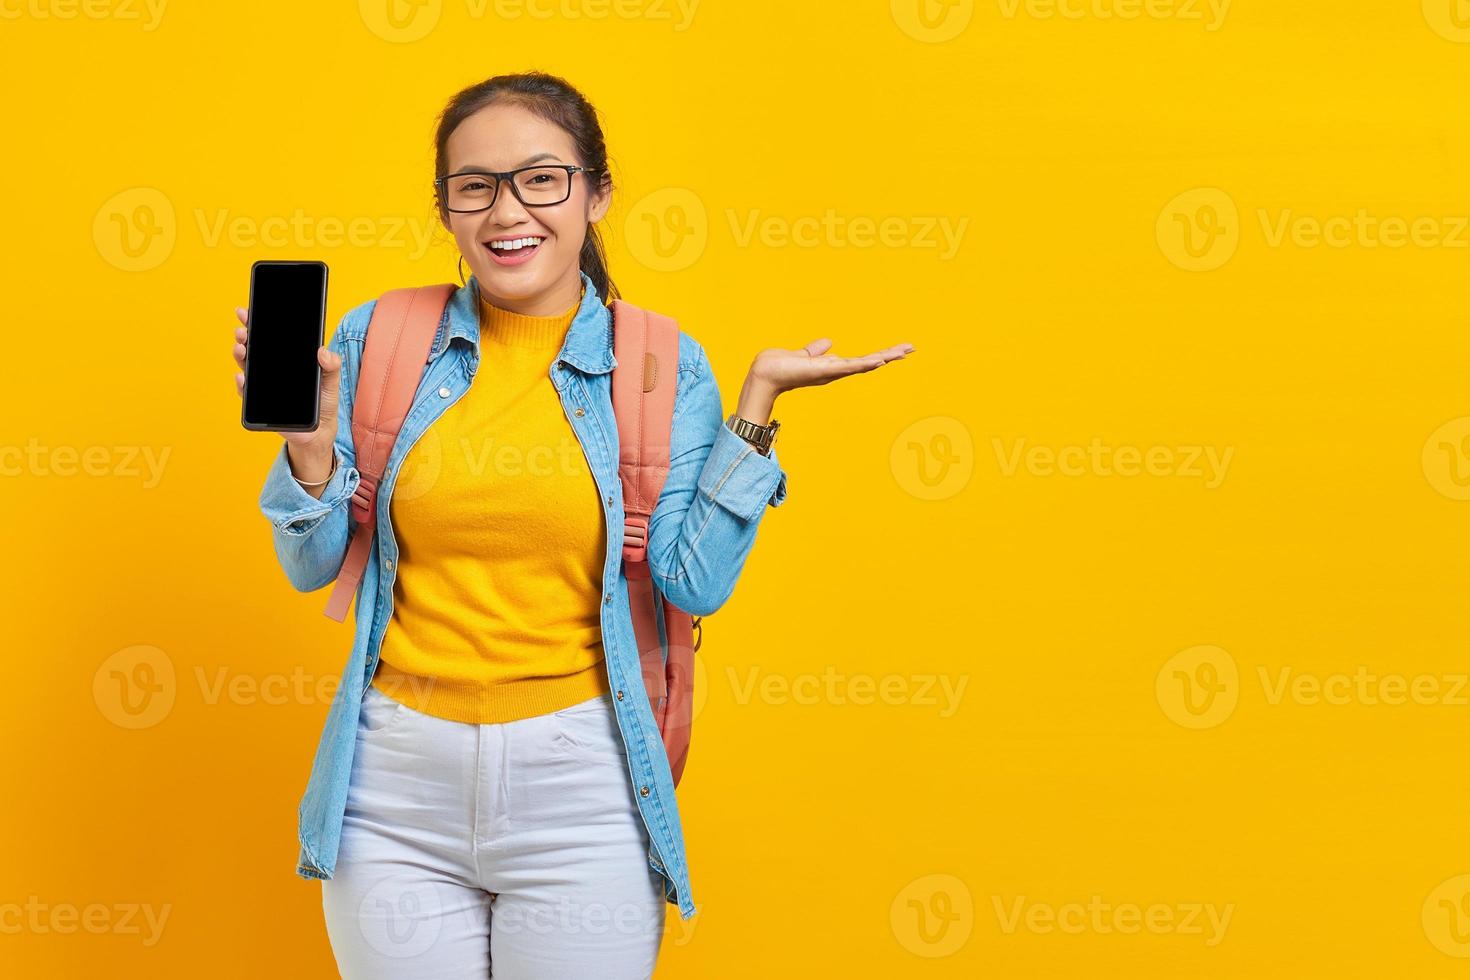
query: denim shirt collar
431 270 615 376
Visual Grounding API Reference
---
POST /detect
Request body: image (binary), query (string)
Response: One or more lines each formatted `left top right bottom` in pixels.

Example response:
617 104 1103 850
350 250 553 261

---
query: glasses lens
514 167 571 205
444 174 499 212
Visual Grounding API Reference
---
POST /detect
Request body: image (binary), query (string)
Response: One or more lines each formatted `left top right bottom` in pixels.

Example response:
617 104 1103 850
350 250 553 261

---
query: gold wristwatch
726 413 780 456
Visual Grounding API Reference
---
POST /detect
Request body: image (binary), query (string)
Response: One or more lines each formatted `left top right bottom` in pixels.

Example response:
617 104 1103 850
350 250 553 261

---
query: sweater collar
434 270 614 375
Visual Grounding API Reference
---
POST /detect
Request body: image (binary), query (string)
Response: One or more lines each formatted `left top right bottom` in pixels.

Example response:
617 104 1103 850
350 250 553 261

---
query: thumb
801 338 834 356
318 346 343 421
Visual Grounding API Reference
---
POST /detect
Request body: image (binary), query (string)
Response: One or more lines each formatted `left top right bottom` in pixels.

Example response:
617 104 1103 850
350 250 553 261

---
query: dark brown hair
433 71 618 303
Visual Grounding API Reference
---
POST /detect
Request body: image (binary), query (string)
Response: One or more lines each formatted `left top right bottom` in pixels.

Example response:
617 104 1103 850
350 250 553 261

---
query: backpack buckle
622 515 650 563
349 476 377 525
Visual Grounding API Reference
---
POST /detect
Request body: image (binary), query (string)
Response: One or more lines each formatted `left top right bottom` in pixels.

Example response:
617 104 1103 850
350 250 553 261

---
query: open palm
750 338 915 395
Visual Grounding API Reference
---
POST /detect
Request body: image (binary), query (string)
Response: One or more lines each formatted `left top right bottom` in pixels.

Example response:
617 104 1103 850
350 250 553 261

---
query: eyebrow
449 152 565 174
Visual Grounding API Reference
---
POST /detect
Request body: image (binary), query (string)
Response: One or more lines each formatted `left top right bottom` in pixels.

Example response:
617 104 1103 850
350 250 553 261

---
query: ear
436 198 454 235
587 177 611 224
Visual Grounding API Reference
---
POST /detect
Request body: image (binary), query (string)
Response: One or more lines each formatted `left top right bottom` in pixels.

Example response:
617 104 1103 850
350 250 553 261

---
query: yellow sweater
371 286 612 723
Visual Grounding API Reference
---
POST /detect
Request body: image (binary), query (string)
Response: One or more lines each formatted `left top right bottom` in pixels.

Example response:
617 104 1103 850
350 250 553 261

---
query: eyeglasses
434 165 602 213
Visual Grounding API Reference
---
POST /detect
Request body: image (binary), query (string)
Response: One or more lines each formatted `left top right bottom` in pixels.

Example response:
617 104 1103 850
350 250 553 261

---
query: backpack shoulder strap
609 298 680 565
612 298 699 788
323 283 455 622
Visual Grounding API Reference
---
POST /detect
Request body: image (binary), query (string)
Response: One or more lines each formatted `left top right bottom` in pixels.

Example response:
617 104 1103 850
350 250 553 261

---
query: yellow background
3 0 1470 976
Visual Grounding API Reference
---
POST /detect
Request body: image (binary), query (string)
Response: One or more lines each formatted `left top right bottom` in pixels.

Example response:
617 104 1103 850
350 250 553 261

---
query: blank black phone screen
243 262 327 430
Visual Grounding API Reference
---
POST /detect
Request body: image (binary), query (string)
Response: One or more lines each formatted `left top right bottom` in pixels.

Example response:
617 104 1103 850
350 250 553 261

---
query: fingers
233 312 249 386
847 355 889 374
848 344 914 369
799 339 913 365
868 343 914 365
809 348 911 381
233 310 248 400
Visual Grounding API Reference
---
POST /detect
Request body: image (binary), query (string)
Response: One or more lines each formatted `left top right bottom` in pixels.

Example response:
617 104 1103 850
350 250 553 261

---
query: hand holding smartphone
232 260 341 495
239 260 329 431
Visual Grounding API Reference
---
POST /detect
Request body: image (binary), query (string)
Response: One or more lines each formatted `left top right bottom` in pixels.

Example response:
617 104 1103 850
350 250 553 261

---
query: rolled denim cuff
259 443 359 536
695 422 788 522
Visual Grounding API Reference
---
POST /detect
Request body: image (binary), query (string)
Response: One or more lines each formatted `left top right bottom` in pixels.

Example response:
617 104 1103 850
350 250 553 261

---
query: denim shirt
257 271 787 921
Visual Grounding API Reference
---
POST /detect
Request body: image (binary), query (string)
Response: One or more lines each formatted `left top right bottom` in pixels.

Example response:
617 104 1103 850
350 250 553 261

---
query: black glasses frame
434 165 602 213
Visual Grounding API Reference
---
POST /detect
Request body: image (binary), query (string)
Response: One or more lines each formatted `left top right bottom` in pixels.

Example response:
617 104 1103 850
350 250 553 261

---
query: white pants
321 686 667 979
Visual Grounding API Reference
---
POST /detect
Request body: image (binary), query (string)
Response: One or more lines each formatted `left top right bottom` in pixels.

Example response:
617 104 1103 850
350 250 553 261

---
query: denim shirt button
604 593 612 605
640 786 650 798
438 386 451 398
385 558 395 571
574 407 585 418
616 690 624 701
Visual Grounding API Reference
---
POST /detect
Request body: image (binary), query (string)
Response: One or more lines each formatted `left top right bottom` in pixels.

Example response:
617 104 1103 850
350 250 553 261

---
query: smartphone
240 260 329 432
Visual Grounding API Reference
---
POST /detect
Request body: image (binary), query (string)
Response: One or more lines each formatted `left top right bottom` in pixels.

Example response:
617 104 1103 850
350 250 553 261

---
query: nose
486 178 531 225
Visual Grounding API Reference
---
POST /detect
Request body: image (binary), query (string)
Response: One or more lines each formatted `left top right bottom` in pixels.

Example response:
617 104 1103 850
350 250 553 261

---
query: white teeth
489 237 543 251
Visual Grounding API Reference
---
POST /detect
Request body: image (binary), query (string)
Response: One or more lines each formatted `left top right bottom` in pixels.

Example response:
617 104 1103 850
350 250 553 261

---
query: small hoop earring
459 256 485 314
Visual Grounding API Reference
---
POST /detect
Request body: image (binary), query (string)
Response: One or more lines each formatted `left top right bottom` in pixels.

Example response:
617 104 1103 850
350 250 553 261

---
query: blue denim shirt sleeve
644 340 788 617
257 312 364 593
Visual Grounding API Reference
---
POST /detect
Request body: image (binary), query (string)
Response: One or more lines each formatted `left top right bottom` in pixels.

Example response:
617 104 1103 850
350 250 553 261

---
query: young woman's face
441 102 609 310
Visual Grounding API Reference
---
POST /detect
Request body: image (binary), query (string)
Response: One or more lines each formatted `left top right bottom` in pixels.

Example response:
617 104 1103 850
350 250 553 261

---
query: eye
461 180 489 192
525 173 553 185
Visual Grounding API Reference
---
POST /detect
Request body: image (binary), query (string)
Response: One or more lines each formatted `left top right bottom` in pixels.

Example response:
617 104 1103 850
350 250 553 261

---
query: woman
231 71 913 978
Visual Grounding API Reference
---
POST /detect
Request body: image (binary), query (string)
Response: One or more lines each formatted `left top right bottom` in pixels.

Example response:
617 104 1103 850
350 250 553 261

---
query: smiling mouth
483 235 545 264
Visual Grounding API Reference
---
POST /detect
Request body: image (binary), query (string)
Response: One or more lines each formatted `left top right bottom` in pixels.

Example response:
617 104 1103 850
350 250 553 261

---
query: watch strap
727 413 779 455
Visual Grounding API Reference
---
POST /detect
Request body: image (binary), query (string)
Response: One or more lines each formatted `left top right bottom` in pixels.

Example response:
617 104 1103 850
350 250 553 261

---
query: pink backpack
321 284 698 786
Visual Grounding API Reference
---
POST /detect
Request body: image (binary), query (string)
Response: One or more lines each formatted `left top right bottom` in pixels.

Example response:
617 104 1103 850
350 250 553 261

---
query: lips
483 236 544 267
